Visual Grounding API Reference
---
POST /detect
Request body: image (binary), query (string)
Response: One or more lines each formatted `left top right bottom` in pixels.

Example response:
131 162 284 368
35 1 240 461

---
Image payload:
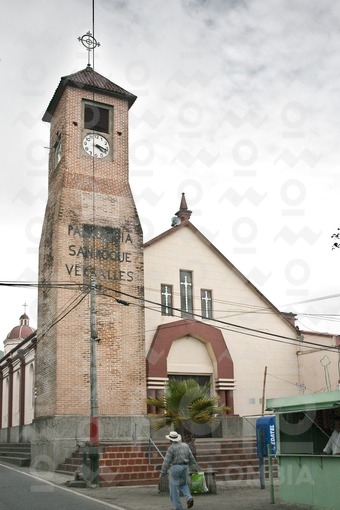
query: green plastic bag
190 472 208 494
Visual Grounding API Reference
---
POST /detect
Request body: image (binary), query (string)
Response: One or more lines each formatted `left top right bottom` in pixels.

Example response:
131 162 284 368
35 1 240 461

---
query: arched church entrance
146 319 235 414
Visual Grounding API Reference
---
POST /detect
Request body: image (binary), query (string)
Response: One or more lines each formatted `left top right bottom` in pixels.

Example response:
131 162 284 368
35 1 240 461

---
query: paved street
0 464 119 510
0 461 314 510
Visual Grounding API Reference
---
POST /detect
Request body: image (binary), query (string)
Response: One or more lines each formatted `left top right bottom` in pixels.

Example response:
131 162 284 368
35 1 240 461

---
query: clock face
83 133 110 158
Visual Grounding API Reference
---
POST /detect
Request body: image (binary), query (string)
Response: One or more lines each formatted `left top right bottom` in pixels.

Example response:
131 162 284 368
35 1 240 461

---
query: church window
180 270 193 318
168 374 211 390
201 289 212 319
161 284 173 316
83 102 111 134
54 134 62 168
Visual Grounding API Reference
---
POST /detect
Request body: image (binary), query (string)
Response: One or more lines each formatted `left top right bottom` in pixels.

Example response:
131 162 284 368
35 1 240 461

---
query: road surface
0 463 124 510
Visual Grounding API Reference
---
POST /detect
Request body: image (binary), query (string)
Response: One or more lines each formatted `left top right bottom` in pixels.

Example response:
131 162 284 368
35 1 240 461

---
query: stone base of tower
0 415 150 470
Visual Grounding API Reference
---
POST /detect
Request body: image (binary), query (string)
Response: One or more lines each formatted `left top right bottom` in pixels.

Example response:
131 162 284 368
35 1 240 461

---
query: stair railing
136 424 164 462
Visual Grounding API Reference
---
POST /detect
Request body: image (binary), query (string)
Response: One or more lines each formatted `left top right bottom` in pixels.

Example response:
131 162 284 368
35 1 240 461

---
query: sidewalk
70 482 310 510
20 467 310 510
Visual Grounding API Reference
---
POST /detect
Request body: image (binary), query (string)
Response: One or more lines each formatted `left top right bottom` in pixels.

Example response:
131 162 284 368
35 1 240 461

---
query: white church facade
144 194 340 417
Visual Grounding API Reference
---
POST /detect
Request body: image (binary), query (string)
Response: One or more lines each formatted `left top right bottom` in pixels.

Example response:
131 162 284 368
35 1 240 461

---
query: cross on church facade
201 289 212 319
161 284 172 316
180 270 193 317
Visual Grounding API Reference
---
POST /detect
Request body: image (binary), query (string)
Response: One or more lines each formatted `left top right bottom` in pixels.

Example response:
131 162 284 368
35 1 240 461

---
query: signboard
65 223 134 282
256 415 276 458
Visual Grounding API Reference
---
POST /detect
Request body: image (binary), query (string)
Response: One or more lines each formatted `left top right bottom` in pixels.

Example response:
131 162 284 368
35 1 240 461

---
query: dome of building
6 313 36 340
4 313 36 355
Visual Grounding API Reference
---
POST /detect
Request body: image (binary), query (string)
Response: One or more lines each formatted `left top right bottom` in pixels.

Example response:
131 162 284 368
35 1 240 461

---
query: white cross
162 286 172 314
201 291 211 317
180 275 192 312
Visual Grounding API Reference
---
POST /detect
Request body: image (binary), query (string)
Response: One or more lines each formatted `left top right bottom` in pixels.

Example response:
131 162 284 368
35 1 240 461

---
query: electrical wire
40 290 90 337
140 284 340 324
1 280 339 353
0 287 90 364
4 280 340 324
97 284 340 353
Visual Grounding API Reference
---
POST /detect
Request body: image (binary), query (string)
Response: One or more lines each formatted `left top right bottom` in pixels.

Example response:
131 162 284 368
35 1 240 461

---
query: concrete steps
195 439 277 483
56 438 277 487
57 443 160 486
150 439 277 484
0 442 31 467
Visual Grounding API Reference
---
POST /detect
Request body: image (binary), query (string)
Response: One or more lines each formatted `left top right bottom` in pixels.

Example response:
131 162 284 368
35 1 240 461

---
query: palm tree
146 378 229 440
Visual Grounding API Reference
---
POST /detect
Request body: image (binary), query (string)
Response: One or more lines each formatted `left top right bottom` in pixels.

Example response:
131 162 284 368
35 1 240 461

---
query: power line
0 281 86 290
281 293 340 307
1 280 339 353
40 291 90 337
3 280 340 323
0 288 90 363
98 284 340 353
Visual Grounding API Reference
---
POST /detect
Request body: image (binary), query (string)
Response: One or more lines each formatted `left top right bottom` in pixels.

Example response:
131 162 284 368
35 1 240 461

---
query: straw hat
165 431 182 442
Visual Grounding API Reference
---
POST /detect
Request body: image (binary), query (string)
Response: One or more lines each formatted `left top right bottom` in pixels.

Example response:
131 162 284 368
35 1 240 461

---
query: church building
1 60 339 469
144 194 340 417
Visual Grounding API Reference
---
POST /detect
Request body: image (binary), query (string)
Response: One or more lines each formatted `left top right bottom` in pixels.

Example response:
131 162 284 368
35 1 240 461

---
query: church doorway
167 374 218 439
146 319 235 415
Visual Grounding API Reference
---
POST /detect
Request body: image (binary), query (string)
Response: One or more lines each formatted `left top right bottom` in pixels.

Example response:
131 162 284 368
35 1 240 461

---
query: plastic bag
190 472 209 493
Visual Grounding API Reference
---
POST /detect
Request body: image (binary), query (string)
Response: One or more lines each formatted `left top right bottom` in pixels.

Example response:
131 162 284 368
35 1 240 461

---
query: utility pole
89 274 99 484
261 366 267 415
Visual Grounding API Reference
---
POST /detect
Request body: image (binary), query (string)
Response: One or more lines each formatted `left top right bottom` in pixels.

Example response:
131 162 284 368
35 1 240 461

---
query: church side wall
297 333 340 392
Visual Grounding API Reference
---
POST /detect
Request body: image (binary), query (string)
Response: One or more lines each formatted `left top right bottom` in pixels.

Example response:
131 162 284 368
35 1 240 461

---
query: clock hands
83 134 110 158
95 143 108 154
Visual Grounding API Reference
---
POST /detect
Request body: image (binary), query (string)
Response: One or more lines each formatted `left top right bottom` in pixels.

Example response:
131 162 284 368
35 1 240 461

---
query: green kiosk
266 390 340 509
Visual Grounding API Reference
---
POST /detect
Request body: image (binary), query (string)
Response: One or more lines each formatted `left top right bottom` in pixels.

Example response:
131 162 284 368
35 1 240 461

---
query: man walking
160 431 199 510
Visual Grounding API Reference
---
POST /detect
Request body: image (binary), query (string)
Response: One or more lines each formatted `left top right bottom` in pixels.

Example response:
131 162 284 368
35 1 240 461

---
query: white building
144 194 340 417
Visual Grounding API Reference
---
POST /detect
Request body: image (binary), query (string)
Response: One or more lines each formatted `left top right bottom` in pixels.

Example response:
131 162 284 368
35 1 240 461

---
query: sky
1 0 340 346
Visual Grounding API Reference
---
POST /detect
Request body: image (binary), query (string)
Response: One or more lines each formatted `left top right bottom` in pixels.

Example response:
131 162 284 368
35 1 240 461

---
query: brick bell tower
36 59 146 448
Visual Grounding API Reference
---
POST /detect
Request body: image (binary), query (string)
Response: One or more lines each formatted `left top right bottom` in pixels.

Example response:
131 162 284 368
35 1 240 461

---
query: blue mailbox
256 415 276 458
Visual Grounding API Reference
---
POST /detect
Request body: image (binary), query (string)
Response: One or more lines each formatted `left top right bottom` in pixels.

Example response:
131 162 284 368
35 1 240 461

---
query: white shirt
323 430 340 455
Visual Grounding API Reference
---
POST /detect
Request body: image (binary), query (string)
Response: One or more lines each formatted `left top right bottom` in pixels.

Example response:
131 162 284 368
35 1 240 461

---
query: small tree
146 378 229 439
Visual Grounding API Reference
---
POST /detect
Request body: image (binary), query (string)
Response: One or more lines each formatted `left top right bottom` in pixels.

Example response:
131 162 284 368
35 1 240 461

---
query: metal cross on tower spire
78 31 100 68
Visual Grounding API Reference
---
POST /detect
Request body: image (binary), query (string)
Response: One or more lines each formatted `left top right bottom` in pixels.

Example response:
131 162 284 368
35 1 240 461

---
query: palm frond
146 396 165 409
146 378 229 431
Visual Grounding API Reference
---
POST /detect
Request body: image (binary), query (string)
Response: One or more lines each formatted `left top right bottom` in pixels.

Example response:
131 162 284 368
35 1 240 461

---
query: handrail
139 427 165 461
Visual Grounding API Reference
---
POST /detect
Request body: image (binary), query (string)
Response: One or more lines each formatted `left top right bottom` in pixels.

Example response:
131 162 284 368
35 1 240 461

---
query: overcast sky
1 0 340 346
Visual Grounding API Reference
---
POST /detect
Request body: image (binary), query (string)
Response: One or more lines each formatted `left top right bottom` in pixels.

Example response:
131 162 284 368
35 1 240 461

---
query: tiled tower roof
43 65 137 122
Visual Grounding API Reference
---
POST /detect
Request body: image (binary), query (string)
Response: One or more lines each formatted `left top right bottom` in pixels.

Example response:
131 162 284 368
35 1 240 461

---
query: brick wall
36 80 146 418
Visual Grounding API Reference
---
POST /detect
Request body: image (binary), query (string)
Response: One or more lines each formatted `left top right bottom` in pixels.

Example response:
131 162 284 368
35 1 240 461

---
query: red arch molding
147 319 234 380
